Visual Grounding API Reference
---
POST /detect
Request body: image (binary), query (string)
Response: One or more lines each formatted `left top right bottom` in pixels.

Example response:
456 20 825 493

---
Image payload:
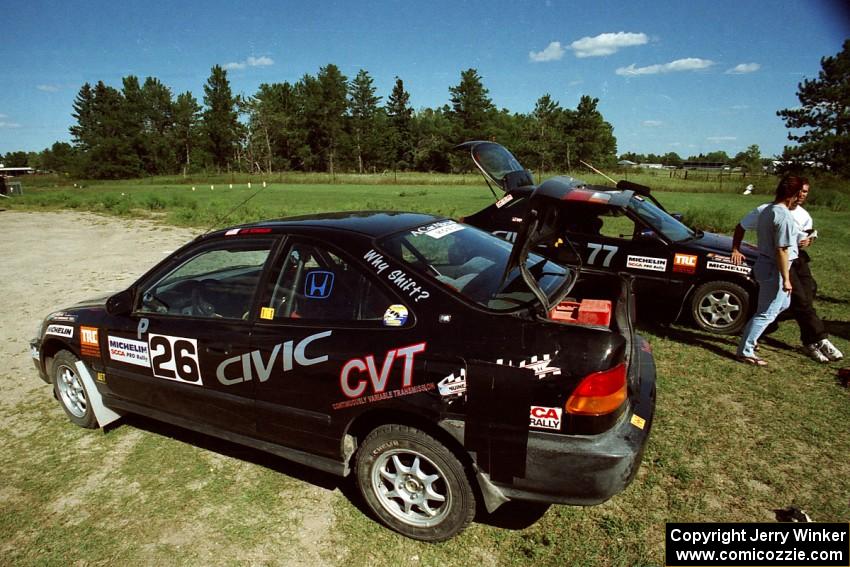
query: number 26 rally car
31 210 655 541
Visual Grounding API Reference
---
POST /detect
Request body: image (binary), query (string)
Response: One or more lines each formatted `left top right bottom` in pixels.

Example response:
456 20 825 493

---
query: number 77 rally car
31 211 655 541
458 141 760 335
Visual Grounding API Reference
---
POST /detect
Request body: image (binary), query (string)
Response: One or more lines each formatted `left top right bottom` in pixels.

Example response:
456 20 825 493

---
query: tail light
566 363 627 416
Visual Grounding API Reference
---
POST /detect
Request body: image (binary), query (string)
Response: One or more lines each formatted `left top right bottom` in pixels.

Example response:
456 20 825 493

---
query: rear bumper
463 334 656 508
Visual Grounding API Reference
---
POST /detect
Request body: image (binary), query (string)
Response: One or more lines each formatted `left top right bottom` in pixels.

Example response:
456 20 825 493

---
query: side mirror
671 212 684 221
106 289 134 316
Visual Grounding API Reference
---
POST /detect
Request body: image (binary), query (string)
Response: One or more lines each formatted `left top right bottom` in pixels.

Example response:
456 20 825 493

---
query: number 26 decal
148 334 203 385
586 243 619 267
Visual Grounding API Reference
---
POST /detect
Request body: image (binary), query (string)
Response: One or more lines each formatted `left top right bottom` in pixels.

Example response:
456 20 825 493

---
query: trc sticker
673 253 698 274
80 326 100 357
530 406 562 430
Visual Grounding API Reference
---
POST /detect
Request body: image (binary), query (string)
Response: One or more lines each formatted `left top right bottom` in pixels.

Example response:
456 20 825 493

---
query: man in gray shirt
736 176 805 365
732 181 842 362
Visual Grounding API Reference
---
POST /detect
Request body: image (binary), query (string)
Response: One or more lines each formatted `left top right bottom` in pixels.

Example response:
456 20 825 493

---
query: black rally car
459 141 760 335
31 211 655 541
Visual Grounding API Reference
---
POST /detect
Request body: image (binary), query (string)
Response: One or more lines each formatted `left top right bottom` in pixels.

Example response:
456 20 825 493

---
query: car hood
689 232 758 260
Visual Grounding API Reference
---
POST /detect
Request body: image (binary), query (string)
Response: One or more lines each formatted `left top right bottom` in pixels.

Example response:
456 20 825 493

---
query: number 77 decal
586 243 619 267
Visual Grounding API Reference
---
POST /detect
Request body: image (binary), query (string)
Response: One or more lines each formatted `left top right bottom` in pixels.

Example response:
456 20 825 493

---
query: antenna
202 182 268 236
579 160 617 185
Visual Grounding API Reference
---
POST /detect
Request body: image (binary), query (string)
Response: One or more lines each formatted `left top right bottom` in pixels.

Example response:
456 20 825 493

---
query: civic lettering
216 330 332 386
340 342 427 399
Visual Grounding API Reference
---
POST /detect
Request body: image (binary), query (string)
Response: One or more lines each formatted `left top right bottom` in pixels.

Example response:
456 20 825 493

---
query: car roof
207 211 444 240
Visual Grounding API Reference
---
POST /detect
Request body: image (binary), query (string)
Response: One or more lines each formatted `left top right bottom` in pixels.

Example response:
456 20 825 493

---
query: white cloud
529 42 565 62
223 56 275 70
247 56 274 67
726 63 760 74
570 32 648 58
37 84 59 92
616 58 715 76
642 120 663 127
0 121 22 128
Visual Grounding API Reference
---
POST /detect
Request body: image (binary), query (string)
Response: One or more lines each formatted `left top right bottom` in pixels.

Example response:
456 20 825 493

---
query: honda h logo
305 270 334 299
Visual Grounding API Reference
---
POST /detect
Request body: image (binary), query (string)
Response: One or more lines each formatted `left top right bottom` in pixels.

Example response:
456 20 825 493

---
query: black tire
691 280 750 335
52 350 98 429
355 424 476 542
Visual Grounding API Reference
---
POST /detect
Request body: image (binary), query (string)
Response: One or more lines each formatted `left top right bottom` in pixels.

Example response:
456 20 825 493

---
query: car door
248 237 426 459
101 236 278 435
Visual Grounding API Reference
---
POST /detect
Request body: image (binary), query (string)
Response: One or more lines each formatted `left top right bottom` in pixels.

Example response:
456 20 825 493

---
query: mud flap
74 361 122 428
464 360 534 484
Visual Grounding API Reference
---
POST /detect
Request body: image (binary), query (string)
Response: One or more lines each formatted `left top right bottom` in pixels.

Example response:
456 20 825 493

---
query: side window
139 242 272 319
268 242 397 322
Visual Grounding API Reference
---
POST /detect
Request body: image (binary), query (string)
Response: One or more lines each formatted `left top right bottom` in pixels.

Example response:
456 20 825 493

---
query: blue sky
1 0 848 159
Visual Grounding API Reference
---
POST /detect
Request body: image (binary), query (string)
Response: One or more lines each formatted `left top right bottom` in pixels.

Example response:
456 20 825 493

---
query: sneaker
817 338 844 361
805 343 830 363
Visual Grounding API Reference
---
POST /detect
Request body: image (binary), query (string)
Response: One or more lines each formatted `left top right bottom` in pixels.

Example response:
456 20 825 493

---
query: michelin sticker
46 324 74 338
107 336 151 368
706 260 751 275
626 255 667 272
383 304 409 327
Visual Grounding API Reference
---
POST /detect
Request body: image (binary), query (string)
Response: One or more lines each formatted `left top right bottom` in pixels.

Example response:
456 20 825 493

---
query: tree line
4 39 848 179
6 65 620 179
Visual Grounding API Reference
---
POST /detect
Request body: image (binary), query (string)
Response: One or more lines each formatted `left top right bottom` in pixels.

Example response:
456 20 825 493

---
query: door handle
206 344 232 355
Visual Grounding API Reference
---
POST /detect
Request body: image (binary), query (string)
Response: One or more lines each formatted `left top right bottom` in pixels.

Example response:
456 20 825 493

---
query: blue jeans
737 263 791 357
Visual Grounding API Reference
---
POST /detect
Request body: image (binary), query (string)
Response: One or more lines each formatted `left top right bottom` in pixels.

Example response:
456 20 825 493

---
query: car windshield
628 195 696 242
470 142 525 186
380 220 571 311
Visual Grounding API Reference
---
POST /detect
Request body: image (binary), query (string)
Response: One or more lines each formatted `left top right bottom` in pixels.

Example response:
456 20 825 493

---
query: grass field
3 175 849 566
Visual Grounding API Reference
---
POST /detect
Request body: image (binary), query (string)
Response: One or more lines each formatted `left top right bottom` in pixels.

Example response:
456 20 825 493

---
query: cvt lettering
341 342 427 399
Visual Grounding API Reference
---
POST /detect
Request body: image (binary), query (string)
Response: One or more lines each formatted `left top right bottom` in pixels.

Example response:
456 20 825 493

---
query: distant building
682 161 728 170
0 166 35 176
618 159 638 167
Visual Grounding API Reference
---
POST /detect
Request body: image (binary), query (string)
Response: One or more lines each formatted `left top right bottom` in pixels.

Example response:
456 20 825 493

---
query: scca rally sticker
107 336 150 368
530 406 562 430
626 255 667 272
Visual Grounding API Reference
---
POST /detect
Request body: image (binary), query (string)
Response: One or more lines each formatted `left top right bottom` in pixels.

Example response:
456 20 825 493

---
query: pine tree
173 92 202 174
348 69 382 173
448 69 494 143
777 39 850 176
386 77 414 168
202 65 240 171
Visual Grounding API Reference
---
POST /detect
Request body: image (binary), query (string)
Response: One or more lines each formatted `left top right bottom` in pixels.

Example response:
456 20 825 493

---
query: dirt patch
0 211 343 565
